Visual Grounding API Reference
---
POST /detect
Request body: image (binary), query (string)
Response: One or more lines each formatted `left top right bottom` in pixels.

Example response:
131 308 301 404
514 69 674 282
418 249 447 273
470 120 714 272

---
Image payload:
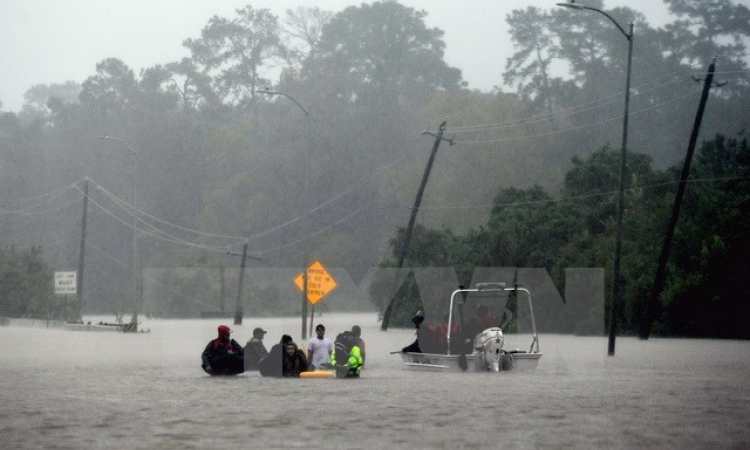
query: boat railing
446 283 539 355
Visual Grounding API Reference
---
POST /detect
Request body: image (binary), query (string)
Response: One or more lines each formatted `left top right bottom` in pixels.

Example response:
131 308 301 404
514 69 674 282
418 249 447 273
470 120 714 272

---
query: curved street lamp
97 135 139 328
557 1 634 356
258 87 312 340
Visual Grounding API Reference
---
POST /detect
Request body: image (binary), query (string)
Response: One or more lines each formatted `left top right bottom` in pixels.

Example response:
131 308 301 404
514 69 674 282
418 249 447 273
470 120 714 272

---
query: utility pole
234 241 248 325
257 87 311 340
639 57 722 339
557 0 635 357
76 178 89 323
227 243 263 326
381 120 453 331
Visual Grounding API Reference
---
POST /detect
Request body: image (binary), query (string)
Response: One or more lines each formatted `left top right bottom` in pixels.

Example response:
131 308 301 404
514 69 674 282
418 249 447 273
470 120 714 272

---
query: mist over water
1 313 749 450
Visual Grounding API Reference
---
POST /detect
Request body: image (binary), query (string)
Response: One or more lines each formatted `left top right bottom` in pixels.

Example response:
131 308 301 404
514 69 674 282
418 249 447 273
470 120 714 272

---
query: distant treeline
1 1 748 336
0 245 79 321
381 135 750 338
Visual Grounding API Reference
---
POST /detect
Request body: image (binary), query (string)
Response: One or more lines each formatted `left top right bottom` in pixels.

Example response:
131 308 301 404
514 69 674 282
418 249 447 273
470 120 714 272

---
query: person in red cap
201 325 245 375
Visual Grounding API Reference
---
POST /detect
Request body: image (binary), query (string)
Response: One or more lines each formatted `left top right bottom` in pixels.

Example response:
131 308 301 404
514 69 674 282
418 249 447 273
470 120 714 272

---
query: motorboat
399 283 542 372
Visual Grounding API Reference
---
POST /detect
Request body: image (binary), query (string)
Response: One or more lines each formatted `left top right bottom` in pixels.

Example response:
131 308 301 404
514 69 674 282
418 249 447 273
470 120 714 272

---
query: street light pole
557 1 634 356
258 88 312 340
97 135 139 328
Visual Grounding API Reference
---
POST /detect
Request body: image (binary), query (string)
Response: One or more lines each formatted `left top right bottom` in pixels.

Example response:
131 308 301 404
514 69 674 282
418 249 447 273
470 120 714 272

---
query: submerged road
0 313 748 450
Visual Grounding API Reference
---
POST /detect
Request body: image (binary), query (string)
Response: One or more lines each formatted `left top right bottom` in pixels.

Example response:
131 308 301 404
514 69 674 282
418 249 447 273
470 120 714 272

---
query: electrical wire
90 180 247 244
455 87 703 145
447 73 689 133
401 175 750 211
445 62 710 134
0 196 82 215
255 198 379 254
71 183 232 255
0 180 84 204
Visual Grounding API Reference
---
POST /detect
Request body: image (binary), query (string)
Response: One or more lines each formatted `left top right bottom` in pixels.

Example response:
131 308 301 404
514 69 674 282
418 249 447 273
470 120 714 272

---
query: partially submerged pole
76 178 89 323
381 120 451 331
234 240 248 325
639 57 719 339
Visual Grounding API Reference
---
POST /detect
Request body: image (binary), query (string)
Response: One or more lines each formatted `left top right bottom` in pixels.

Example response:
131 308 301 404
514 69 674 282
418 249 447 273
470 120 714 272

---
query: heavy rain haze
2 1 750 449
0 0 676 112
1 0 748 324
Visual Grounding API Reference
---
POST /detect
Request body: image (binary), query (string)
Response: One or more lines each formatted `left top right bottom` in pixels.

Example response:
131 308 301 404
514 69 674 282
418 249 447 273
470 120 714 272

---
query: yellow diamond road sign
294 261 337 305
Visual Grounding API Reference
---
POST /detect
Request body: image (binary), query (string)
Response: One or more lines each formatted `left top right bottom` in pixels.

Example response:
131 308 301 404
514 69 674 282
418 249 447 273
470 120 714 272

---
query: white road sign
54 271 77 295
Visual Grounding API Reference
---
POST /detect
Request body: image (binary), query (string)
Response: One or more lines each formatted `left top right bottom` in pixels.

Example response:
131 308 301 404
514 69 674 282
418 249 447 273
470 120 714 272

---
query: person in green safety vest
331 331 363 378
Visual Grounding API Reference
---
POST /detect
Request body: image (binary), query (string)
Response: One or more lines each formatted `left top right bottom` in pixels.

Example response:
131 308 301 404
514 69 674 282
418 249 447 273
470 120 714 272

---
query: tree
0 245 56 319
20 81 81 123
660 133 750 337
160 58 220 112
79 58 138 117
311 1 463 112
184 6 283 105
663 0 750 94
282 6 333 76
504 7 564 123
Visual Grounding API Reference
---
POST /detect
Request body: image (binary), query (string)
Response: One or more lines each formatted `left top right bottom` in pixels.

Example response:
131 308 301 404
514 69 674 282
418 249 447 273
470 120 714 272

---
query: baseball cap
218 325 232 334
253 327 267 336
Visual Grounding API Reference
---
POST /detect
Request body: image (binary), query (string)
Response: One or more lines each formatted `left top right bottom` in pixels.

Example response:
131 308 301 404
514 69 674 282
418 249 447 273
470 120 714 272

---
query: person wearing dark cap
244 327 269 371
201 325 245 375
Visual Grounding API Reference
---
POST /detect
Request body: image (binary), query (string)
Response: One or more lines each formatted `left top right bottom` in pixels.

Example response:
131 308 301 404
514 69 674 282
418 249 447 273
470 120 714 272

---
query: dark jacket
402 324 438 353
244 338 269 371
259 343 284 377
202 338 245 375
282 343 309 377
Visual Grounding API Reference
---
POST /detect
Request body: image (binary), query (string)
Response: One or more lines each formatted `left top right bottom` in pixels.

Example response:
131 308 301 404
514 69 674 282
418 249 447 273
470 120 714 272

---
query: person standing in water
201 325 244 375
244 327 269 371
307 324 333 370
351 325 366 364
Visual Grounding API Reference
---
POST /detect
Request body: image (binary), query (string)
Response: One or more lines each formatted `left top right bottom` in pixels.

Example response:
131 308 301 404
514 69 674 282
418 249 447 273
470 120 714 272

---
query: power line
91 180 247 243
456 87 703 145
446 62 712 134
446 72 694 133
392 174 750 211
255 198 379 254
72 183 231 255
0 196 82 215
0 180 84 204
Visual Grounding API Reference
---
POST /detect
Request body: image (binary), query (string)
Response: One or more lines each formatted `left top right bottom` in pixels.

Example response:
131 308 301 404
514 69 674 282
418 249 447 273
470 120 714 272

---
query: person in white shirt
307 323 333 369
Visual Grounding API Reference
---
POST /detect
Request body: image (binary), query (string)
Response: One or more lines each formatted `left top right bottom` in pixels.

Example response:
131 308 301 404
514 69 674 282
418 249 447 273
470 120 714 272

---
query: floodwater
1 313 749 450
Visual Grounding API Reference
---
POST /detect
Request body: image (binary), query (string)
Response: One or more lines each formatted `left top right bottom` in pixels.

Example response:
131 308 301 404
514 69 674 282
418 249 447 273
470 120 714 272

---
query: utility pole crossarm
422 126 455 146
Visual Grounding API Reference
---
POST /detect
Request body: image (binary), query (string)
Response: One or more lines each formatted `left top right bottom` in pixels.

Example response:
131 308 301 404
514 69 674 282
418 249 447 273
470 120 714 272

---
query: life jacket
212 337 234 351
438 322 459 338
332 339 348 366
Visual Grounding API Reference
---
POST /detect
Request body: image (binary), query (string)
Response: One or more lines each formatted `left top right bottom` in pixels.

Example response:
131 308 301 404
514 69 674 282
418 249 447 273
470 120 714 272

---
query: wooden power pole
381 120 452 331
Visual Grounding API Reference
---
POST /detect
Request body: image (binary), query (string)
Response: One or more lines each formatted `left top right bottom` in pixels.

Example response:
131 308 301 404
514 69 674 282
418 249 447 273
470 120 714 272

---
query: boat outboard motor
474 327 505 372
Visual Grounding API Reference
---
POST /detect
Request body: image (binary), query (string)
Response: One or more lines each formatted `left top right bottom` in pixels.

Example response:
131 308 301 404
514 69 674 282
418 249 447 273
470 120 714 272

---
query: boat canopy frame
446 282 540 355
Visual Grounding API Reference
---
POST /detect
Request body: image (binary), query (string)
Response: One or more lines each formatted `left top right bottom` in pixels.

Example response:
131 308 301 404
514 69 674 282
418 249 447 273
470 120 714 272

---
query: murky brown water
1 313 748 450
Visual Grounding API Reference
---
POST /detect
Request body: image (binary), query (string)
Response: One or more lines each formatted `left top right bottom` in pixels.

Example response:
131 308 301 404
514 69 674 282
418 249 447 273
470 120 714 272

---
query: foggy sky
0 0 679 112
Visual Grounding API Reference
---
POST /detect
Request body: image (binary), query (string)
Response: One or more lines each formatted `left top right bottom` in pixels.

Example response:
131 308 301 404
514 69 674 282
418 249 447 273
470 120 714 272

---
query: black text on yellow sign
293 261 337 305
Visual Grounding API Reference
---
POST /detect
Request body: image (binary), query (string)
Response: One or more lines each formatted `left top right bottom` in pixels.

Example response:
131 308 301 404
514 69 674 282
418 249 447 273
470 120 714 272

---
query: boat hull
400 351 541 372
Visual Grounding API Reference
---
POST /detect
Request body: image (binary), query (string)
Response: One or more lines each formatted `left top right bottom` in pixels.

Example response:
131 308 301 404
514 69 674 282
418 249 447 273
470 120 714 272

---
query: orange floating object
299 370 334 379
